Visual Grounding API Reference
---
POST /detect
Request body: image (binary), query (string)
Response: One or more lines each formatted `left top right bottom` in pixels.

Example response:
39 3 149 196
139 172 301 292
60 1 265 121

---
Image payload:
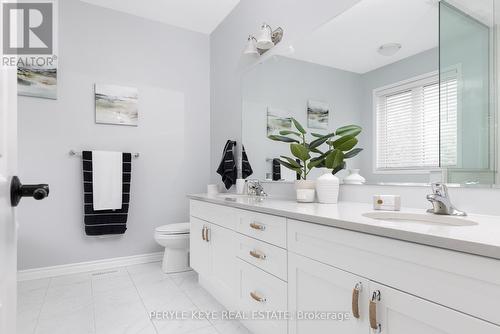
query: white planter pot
295 180 315 203
343 169 366 185
316 172 340 204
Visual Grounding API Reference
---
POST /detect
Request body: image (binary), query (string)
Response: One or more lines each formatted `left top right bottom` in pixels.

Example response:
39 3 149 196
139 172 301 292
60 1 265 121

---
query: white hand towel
92 151 123 210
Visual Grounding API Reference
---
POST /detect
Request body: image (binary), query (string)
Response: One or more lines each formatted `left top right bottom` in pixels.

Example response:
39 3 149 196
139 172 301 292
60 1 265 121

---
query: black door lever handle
10 176 50 207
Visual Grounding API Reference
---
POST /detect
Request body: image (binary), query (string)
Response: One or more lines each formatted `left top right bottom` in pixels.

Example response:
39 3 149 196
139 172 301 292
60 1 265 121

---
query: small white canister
373 195 401 211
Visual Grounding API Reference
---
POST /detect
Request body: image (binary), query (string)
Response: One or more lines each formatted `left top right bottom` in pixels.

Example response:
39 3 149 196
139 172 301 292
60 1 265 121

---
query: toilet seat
155 222 190 235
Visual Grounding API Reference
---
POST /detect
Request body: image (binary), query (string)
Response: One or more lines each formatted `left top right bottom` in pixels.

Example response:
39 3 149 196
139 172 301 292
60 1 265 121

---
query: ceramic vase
316 172 340 204
343 169 366 185
295 179 315 203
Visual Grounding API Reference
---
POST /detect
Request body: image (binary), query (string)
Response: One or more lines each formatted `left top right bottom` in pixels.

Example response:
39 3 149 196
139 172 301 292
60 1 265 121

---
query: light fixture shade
378 43 402 56
243 36 258 55
256 24 274 50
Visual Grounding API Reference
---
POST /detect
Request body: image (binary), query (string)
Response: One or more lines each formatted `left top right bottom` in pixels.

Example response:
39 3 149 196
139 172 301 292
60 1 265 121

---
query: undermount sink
216 193 249 199
362 212 478 227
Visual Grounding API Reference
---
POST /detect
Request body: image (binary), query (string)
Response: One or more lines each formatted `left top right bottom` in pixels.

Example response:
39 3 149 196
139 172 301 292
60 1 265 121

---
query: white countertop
188 194 500 260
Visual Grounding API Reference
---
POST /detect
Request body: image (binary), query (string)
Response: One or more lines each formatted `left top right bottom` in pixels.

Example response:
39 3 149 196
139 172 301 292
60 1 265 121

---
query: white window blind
440 72 458 167
375 73 457 171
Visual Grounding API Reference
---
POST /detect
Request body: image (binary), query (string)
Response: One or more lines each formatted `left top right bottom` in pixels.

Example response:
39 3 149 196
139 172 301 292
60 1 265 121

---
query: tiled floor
17 262 251 334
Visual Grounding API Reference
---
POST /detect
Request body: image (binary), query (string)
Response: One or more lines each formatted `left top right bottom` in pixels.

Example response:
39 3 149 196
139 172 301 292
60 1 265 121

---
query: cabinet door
207 223 237 308
288 252 369 334
369 282 500 334
189 216 209 276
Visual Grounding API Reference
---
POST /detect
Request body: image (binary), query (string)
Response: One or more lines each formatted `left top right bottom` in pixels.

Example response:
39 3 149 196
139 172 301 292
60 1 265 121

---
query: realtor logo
3 2 53 54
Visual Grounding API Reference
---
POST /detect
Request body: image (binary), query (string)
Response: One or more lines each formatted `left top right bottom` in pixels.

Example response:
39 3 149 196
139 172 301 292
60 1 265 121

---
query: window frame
372 71 445 175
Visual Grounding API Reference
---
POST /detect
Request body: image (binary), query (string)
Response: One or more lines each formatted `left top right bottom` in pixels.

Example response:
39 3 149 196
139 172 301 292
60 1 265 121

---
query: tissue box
373 195 401 211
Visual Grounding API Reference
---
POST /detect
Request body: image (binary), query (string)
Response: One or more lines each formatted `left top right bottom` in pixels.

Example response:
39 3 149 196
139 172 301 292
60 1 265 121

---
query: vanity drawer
190 200 237 230
236 210 286 248
236 233 287 281
236 259 287 334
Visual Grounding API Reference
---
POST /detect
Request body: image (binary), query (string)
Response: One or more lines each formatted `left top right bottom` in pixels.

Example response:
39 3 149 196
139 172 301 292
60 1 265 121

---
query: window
375 72 458 172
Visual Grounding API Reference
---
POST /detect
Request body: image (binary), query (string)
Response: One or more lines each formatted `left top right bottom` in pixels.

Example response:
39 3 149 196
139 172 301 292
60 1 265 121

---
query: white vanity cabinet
189 199 500 334
288 252 370 334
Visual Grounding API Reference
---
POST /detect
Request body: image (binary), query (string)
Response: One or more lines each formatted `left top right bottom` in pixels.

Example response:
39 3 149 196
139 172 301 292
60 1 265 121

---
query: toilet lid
155 223 190 234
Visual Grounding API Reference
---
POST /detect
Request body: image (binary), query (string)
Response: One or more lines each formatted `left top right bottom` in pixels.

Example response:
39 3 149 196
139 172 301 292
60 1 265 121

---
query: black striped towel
216 140 237 190
82 151 131 236
241 145 253 179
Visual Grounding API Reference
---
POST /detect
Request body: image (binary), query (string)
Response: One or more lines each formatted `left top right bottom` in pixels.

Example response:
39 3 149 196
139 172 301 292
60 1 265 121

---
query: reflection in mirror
440 1 495 185
241 0 497 186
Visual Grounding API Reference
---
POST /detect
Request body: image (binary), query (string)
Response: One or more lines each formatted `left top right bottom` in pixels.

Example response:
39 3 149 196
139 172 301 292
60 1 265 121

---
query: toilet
154 222 191 273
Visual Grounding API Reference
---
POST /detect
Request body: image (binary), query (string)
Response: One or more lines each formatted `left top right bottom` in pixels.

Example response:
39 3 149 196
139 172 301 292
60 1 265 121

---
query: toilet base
162 248 191 273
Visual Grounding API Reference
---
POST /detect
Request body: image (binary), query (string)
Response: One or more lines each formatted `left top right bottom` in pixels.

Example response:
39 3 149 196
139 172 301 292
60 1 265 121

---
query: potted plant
269 118 362 203
311 124 363 203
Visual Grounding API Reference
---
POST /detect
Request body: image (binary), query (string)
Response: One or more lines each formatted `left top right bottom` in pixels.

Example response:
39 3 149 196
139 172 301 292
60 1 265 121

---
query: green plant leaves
279 130 301 137
268 135 300 143
336 125 362 137
277 159 302 174
270 119 362 175
291 117 306 134
290 143 310 161
309 132 336 149
325 149 344 169
344 148 363 159
331 161 346 175
332 136 358 151
280 156 301 169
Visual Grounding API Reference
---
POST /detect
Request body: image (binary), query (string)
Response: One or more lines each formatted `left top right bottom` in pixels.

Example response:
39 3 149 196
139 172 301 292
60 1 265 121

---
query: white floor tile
50 272 91 287
211 319 252 334
184 286 225 313
17 262 252 334
153 317 213 334
35 304 95 334
185 325 219 334
18 278 51 292
169 270 198 291
94 301 155 334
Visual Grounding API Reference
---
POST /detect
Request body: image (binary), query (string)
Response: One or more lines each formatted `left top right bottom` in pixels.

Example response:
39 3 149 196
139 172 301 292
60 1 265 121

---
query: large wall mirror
241 0 498 187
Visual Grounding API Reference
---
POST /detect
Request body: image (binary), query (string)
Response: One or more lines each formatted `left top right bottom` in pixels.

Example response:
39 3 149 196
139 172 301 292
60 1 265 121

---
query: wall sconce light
244 23 283 56
243 35 259 55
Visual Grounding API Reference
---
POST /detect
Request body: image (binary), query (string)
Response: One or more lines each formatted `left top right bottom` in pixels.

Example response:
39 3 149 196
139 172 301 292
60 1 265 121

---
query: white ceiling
79 0 240 34
286 0 439 74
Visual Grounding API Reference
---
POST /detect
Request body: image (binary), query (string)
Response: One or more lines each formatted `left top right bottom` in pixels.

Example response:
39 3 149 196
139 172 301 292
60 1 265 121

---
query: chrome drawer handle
249 250 266 260
250 222 266 231
250 291 266 303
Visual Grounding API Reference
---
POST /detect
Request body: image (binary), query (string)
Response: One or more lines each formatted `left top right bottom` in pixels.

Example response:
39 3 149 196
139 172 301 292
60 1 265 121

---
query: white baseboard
18 252 163 281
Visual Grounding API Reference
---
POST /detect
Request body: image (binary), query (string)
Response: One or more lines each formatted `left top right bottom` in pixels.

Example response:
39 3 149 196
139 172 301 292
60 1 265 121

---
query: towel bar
69 150 140 158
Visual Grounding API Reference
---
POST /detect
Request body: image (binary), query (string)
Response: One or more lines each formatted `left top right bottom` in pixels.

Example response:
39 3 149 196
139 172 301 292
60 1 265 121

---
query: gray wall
241 56 363 181
210 0 362 183
17 0 210 270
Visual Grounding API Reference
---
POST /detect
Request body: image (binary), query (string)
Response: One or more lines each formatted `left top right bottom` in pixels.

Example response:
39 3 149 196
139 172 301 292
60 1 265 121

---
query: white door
208 223 237 308
288 252 370 334
189 216 210 276
0 66 18 334
370 282 500 334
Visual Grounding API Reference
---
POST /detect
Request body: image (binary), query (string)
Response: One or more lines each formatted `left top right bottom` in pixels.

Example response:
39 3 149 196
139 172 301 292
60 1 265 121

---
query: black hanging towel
272 158 281 181
241 145 253 179
82 151 131 236
217 140 237 190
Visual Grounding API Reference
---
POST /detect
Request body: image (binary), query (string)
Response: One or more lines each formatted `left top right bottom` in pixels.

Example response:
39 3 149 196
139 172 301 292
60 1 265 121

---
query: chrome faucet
426 183 466 216
246 179 267 197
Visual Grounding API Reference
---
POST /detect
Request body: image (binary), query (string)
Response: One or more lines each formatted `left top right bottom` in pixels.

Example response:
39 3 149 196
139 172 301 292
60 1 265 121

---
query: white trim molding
17 252 163 281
